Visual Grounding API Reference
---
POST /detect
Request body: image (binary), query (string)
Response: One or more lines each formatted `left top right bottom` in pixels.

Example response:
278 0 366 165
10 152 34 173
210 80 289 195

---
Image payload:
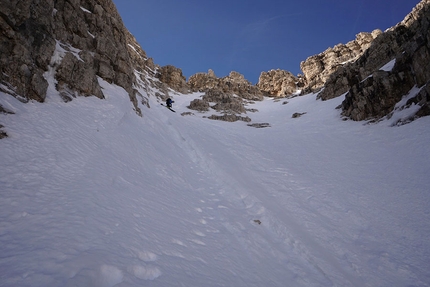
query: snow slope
1 77 430 287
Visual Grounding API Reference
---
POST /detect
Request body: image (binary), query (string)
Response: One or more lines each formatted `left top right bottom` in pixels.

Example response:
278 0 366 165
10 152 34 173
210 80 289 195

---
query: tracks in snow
162 114 362 286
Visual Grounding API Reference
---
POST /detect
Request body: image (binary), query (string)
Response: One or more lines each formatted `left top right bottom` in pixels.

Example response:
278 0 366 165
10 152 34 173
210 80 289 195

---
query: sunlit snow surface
1 78 430 287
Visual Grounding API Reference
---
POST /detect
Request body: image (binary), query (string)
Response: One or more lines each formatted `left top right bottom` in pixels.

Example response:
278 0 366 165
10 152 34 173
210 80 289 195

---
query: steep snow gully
0 78 430 286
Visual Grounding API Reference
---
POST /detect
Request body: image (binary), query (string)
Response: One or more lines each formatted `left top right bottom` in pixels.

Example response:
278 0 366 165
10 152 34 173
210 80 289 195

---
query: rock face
318 26 418 102
254 0 430 123
188 70 263 101
0 0 56 102
338 0 430 121
156 65 188 94
257 69 299 97
0 0 155 115
186 70 263 120
300 30 382 95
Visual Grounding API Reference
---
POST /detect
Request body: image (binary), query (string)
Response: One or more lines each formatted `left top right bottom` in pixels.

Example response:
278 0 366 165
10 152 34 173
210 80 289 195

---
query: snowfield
1 77 430 287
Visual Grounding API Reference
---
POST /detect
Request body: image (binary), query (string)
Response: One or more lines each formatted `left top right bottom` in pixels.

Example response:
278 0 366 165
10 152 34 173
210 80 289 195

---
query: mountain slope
1 73 430 286
1 0 430 286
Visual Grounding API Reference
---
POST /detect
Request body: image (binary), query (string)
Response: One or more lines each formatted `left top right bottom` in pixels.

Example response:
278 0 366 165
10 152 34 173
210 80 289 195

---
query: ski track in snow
0 78 430 286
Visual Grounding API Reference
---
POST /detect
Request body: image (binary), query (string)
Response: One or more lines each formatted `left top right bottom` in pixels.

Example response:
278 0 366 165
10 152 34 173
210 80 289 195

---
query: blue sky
112 0 419 84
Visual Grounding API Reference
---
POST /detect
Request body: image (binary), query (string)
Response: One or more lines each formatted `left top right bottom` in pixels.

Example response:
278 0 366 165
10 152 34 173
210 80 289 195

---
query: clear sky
112 0 420 84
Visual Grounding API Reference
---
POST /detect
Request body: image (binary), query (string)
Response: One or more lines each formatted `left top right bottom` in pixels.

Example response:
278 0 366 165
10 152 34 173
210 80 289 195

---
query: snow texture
379 59 396 72
0 72 430 286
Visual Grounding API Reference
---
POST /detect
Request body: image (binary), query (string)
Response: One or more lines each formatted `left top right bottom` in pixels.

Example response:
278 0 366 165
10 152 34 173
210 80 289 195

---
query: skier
166 98 174 108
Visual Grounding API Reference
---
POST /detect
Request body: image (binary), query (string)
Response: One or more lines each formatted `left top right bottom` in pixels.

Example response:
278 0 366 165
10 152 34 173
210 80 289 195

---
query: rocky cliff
184 70 263 118
0 0 163 116
339 0 430 122
1 0 429 126
187 70 263 100
300 30 382 95
257 69 301 97
178 0 430 123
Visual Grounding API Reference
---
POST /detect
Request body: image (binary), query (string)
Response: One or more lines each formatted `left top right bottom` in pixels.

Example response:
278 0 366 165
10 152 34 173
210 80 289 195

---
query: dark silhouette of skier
166 98 174 108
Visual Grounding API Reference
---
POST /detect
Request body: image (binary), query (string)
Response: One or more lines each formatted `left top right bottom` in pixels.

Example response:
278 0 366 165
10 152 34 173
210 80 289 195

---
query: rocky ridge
257 69 301 97
158 0 430 123
0 0 171 116
300 30 382 95
0 0 429 128
339 0 430 122
183 70 263 117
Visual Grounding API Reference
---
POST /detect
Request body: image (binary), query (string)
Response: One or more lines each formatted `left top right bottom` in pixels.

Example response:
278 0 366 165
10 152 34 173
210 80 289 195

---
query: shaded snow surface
1 79 430 287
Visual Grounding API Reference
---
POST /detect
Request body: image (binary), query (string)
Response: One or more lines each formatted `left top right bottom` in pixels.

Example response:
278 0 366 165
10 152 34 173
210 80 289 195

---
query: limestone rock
55 49 104 99
187 88 246 115
0 0 56 102
187 98 210 112
247 123 270 128
300 30 381 95
207 114 251 123
342 70 413 121
186 70 263 119
340 0 430 121
412 84 430 118
208 69 216 78
188 70 219 91
203 89 246 114
157 65 188 94
0 0 155 116
292 112 306 118
188 70 264 101
257 69 298 97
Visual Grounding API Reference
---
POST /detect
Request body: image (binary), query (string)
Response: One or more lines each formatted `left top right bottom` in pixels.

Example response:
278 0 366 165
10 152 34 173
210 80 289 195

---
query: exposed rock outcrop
0 0 155 115
207 114 251 123
338 0 430 121
318 26 416 102
257 69 299 97
187 69 218 91
0 0 56 102
187 85 247 117
249 1 430 124
156 65 188 94
187 98 210 112
186 70 264 121
300 30 382 95
203 89 247 114
188 70 264 101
